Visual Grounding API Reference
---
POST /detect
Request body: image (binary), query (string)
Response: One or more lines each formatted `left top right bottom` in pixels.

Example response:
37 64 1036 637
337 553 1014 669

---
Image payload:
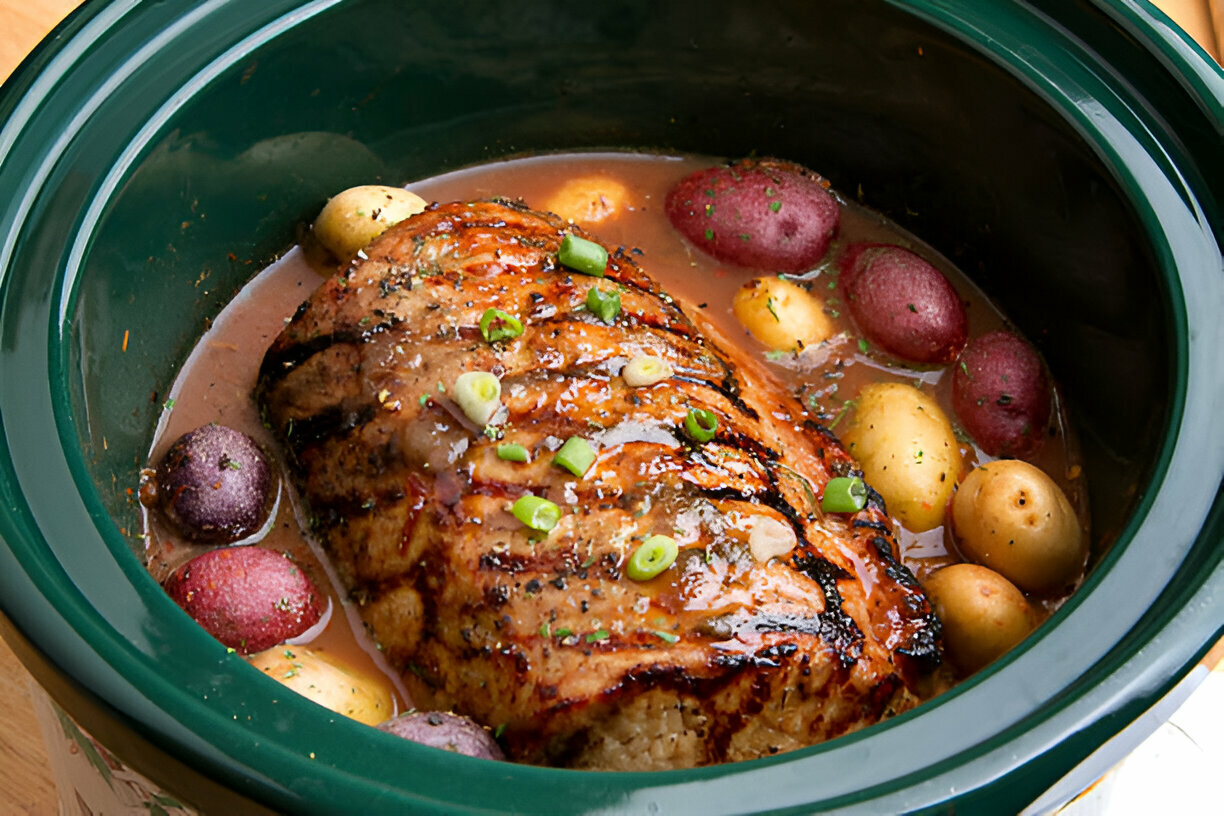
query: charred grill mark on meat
257 200 941 769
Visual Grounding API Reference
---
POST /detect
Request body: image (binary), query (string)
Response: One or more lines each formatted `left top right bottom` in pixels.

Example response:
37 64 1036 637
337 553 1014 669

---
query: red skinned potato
378 711 506 760
840 243 968 364
164 546 325 654
952 331 1052 458
665 157 840 272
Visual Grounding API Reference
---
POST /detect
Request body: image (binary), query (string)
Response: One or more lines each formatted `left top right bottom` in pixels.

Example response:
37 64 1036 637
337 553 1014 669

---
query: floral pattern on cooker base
28 683 196 816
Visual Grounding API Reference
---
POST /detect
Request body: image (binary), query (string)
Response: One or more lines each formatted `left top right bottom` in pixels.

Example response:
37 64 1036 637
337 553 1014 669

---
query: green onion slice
553 436 596 477
821 476 868 513
625 534 679 581
479 308 524 343
452 371 502 426
683 408 719 443
512 495 561 532
558 234 608 277
585 286 621 324
622 354 673 387
496 443 530 462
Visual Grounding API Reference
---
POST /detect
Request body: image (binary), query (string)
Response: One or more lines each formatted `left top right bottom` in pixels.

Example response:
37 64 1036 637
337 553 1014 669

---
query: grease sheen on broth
142 151 1088 723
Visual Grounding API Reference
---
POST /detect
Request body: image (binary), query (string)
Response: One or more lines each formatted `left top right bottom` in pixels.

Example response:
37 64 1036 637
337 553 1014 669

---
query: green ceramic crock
1 0 1221 812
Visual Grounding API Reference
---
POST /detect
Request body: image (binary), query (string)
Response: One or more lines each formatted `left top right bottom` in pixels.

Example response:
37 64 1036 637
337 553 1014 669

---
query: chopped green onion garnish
558 234 608 277
622 354 673 387
553 436 596 477
512 494 561 532
822 476 868 513
497 443 530 462
585 629 610 643
585 286 621 324
452 371 501 426
683 408 719 443
479 308 524 343
625 534 679 581
652 630 679 644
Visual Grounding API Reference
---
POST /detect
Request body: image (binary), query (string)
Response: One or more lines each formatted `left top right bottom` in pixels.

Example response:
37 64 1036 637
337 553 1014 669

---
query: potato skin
665 157 840 272
923 563 1035 674
840 243 967 364
378 711 506 760
314 184 427 260
841 382 962 532
248 645 394 726
732 276 833 351
153 423 274 544
952 460 1085 594
540 175 631 225
163 546 324 654
952 331 1052 459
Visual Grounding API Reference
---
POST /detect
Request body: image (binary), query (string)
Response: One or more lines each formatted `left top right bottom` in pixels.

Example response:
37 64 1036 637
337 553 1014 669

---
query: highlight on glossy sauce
139 151 1089 762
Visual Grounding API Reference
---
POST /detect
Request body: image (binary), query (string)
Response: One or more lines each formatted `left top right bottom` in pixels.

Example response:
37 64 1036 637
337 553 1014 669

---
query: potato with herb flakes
732 276 833 351
923 563 1036 674
952 459 1085 594
149 423 275 545
665 157 840 272
952 330 1052 459
313 184 427 261
249 645 394 726
163 546 324 654
541 175 631 225
378 711 506 760
841 382 962 532
839 243 968 364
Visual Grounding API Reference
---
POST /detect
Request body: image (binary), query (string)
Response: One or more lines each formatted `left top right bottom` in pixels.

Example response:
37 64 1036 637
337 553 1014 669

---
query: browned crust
257 199 940 767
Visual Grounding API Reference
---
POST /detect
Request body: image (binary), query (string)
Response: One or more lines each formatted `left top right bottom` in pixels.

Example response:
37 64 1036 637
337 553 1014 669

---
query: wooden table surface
0 2 1219 814
0 7 88 814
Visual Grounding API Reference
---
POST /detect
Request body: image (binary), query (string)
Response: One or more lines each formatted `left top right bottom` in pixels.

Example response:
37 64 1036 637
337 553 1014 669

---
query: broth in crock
141 151 1088 759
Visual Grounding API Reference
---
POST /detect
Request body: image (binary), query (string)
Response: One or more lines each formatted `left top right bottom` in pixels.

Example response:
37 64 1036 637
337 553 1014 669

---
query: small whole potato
841 382 962 532
151 423 275 544
665 157 840 272
923 563 1036 674
952 460 1086 594
163 546 324 654
541 175 631 225
313 184 427 260
248 645 394 726
378 711 506 760
840 243 968 364
732 276 834 351
952 330 1052 459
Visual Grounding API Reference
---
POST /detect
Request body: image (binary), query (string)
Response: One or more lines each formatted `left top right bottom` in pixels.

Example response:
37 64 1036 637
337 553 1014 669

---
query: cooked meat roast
256 199 941 769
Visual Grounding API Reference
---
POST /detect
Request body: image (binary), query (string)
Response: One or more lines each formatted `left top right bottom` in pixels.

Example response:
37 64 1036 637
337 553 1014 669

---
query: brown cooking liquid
143 151 1087 717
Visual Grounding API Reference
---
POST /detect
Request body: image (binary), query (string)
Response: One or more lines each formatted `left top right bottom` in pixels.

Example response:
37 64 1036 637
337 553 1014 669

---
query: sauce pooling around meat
142 151 1088 762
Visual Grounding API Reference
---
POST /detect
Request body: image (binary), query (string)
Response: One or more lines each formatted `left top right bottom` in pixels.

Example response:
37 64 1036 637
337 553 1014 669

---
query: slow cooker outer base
0 0 1220 813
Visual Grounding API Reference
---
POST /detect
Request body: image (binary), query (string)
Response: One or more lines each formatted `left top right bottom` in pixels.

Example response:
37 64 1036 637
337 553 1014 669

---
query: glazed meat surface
257 200 940 768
